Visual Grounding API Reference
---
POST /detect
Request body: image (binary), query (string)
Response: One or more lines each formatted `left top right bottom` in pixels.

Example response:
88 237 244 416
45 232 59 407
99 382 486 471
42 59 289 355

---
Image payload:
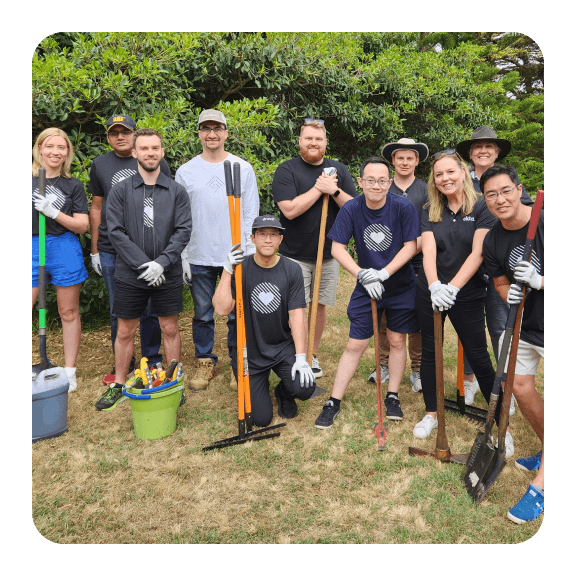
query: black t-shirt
271 156 358 261
483 212 544 347
88 152 171 254
389 177 428 274
32 175 88 236
234 255 306 372
417 194 497 300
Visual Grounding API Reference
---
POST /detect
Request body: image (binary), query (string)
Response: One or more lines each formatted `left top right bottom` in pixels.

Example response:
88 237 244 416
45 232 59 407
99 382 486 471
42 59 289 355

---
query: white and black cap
252 214 285 231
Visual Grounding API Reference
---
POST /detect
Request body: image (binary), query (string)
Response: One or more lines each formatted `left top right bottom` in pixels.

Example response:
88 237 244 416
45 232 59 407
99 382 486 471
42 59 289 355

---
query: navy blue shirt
329 192 420 308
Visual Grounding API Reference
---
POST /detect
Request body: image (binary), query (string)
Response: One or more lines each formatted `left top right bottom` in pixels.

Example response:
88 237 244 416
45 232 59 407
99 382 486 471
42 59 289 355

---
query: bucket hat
381 138 429 163
455 126 511 162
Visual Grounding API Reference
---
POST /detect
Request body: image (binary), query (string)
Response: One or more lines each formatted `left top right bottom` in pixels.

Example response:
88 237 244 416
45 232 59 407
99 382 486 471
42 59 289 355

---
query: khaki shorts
499 333 544 376
287 257 340 306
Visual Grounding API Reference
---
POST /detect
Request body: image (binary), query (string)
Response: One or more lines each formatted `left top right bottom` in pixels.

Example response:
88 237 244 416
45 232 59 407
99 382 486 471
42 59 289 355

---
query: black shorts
114 279 183 319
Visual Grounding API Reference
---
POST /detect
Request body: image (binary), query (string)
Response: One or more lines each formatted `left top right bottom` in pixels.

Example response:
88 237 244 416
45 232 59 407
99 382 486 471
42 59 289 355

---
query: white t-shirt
175 153 259 266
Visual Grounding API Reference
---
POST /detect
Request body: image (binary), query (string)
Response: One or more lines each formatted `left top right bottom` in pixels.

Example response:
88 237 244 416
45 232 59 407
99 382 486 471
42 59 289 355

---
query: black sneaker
274 382 298 419
179 392 186 407
315 400 340 429
384 395 403 421
96 384 126 411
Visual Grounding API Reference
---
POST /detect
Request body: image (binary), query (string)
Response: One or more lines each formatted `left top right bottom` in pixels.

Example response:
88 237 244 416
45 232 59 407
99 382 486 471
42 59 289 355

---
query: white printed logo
364 223 392 252
251 282 281 314
509 246 541 274
111 168 137 187
463 216 475 222
143 197 154 228
33 185 66 211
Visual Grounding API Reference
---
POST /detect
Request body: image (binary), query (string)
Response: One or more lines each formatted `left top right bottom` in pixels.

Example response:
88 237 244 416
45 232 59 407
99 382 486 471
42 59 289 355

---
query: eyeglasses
361 178 391 188
108 130 133 138
255 231 281 239
303 118 325 125
484 187 519 202
199 126 226 133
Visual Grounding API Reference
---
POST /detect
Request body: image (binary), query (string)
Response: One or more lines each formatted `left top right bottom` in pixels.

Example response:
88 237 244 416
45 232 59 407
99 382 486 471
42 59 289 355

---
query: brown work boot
188 358 214 391
229 367 238 391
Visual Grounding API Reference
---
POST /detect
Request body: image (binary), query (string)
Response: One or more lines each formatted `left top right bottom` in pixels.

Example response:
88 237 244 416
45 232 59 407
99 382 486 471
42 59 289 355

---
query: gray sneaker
410 371 422 393
312 355 323 379
315 400 340 429
464 377 479 405
368 365 390 384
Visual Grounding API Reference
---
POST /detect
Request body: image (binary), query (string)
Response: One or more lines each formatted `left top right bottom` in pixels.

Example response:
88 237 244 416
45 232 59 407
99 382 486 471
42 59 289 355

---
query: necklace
45 175 61 191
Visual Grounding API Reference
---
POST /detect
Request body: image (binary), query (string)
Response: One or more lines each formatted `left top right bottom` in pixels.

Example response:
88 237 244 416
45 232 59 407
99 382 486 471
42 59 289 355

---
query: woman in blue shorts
32 128 89 392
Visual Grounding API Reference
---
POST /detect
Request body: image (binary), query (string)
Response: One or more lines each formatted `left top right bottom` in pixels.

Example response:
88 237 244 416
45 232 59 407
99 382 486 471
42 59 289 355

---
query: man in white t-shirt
175 109 259 391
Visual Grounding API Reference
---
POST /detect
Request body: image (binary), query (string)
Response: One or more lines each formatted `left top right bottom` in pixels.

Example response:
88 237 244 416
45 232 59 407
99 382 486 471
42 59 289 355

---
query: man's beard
138 157 161 172
300 146 325 164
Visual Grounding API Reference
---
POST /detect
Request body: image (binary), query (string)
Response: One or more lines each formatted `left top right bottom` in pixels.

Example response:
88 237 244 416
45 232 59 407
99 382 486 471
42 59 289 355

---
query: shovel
463 189 544 502
371 299 388 450
408 310 468 464
33 167 54 377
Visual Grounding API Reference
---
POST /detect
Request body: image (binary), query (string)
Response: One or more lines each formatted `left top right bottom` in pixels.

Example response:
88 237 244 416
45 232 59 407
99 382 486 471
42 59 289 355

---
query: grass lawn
32 272 544 545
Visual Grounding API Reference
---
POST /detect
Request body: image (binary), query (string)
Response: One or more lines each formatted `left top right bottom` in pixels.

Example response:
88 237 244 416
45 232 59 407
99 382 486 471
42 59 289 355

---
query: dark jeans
100 251 162 367
416 287 502 423
232 354 316 427
189 264 235 368
463 279 509 374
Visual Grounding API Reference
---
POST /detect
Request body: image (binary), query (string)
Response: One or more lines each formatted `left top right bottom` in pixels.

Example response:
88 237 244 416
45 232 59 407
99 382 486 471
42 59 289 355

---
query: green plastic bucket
123 380 184 440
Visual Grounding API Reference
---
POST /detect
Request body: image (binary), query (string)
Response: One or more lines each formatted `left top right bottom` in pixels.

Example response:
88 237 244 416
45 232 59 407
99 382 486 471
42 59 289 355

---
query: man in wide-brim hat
381 137 429 165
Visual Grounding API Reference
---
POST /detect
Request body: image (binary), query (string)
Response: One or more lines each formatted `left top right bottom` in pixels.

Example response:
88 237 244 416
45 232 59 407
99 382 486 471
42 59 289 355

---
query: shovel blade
472 456 507 503
463 430 498 500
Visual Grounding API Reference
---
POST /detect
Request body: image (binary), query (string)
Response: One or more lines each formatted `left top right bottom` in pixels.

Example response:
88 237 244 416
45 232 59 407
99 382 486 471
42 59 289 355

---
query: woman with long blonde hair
411 150 498 440
32 127 89 392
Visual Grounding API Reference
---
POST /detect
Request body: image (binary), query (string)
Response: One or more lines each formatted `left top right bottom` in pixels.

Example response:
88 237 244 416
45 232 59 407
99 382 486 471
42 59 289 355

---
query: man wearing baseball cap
88 114 172 385
213 215 316 426
366 138 429 394
175 109 259 392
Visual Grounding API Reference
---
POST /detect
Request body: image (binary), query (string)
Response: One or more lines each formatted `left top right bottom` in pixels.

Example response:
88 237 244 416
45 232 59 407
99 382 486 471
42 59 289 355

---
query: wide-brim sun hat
381 138 429 163
455 126 511 162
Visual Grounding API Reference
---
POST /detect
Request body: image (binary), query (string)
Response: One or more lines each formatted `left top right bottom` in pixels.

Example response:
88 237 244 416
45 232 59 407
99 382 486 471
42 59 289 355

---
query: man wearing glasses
213 215 316 426
175 109 259 392
271 118 357 380
481 164 544 524
89 114 171 385
315 157 420 429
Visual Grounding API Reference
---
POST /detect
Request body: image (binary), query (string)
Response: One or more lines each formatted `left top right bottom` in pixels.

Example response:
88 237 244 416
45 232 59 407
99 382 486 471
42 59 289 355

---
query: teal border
11 0 575 574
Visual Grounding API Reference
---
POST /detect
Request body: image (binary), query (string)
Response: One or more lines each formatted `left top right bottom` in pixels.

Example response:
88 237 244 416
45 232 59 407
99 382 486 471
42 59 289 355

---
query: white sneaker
312 355 323 379
368 366 390 383
509 395 516 416
410 371 422 393
492 431 515 459
65 367 77 394
413 414 438 439
464 377 479 405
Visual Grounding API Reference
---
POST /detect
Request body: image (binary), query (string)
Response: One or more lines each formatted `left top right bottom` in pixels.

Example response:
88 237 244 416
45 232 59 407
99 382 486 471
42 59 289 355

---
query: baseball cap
106 114 137 131
252 215 285 231
198 109 227 127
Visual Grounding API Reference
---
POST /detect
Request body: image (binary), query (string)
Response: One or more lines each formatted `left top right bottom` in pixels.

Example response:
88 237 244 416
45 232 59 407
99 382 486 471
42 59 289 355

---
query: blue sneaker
515 451 542 472
507 485 544 524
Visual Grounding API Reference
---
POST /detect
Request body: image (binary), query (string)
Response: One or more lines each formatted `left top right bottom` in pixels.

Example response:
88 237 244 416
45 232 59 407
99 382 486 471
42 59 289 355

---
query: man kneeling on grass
315 157 420 429
213 215 316 426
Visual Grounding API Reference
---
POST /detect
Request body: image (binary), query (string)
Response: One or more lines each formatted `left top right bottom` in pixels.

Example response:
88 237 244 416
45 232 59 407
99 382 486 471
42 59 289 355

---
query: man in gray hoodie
95 129 192 411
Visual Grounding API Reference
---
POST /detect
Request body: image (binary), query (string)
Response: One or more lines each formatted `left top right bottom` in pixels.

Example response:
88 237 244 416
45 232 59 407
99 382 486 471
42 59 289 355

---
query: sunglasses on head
303 118 325 125
431 148 463 162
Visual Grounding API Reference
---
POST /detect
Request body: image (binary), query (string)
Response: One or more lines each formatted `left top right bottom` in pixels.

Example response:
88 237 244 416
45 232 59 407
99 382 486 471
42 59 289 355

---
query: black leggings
416 287 502 422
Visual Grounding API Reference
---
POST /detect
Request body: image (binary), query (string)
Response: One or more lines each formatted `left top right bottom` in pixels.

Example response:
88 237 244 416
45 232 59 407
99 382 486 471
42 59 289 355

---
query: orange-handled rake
202 161 285 451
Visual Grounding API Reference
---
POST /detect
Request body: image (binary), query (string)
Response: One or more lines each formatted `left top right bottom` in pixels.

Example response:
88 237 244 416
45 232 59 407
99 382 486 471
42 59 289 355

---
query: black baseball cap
106 114 137 132
252 215 285 231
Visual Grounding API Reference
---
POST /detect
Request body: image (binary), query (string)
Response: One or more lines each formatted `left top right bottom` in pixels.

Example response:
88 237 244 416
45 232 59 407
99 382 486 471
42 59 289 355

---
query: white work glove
245 241 256 256
182 258 192 287
224 243 244 275
358 269 384 300
138 261 165 287
429 280 456 311
291 353 315 389
377 268 390 282
32 191 60 219
90 253 103 276
513 260 542 290
506 283 524 305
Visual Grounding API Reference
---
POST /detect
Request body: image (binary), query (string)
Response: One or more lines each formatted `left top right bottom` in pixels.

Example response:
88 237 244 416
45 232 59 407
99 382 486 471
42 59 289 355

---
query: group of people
32 112 543 525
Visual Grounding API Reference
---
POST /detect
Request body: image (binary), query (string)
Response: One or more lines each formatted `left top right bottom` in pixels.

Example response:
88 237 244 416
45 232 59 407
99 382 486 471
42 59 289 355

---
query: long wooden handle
307 194 330 364
434 310 449 452
371 300 385 428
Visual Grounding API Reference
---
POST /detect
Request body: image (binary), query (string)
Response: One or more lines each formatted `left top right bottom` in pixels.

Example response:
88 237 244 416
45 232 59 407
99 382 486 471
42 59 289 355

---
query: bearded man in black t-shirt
481 164 544 525
213 215 316 427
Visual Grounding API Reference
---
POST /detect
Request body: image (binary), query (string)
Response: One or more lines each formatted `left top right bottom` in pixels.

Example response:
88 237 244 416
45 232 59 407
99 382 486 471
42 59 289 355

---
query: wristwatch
333 188 340 197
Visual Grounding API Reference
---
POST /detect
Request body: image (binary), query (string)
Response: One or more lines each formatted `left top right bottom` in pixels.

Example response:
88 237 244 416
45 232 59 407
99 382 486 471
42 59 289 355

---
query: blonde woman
412 150 498 439
32 128 89 392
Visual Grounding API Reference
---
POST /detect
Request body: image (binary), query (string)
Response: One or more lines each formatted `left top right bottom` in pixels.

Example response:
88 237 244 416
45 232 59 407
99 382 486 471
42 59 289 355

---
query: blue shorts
347 288 419 340
32 232 88 287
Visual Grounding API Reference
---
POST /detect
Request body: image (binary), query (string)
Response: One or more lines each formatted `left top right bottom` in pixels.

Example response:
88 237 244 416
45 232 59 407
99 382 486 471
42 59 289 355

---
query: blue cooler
32 367 69 443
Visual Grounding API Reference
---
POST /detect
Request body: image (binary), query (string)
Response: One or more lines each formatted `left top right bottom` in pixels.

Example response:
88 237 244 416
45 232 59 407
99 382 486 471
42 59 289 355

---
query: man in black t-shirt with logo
271 119 358 379
88 115 172 385
213 215 316 427
481 164 544 525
